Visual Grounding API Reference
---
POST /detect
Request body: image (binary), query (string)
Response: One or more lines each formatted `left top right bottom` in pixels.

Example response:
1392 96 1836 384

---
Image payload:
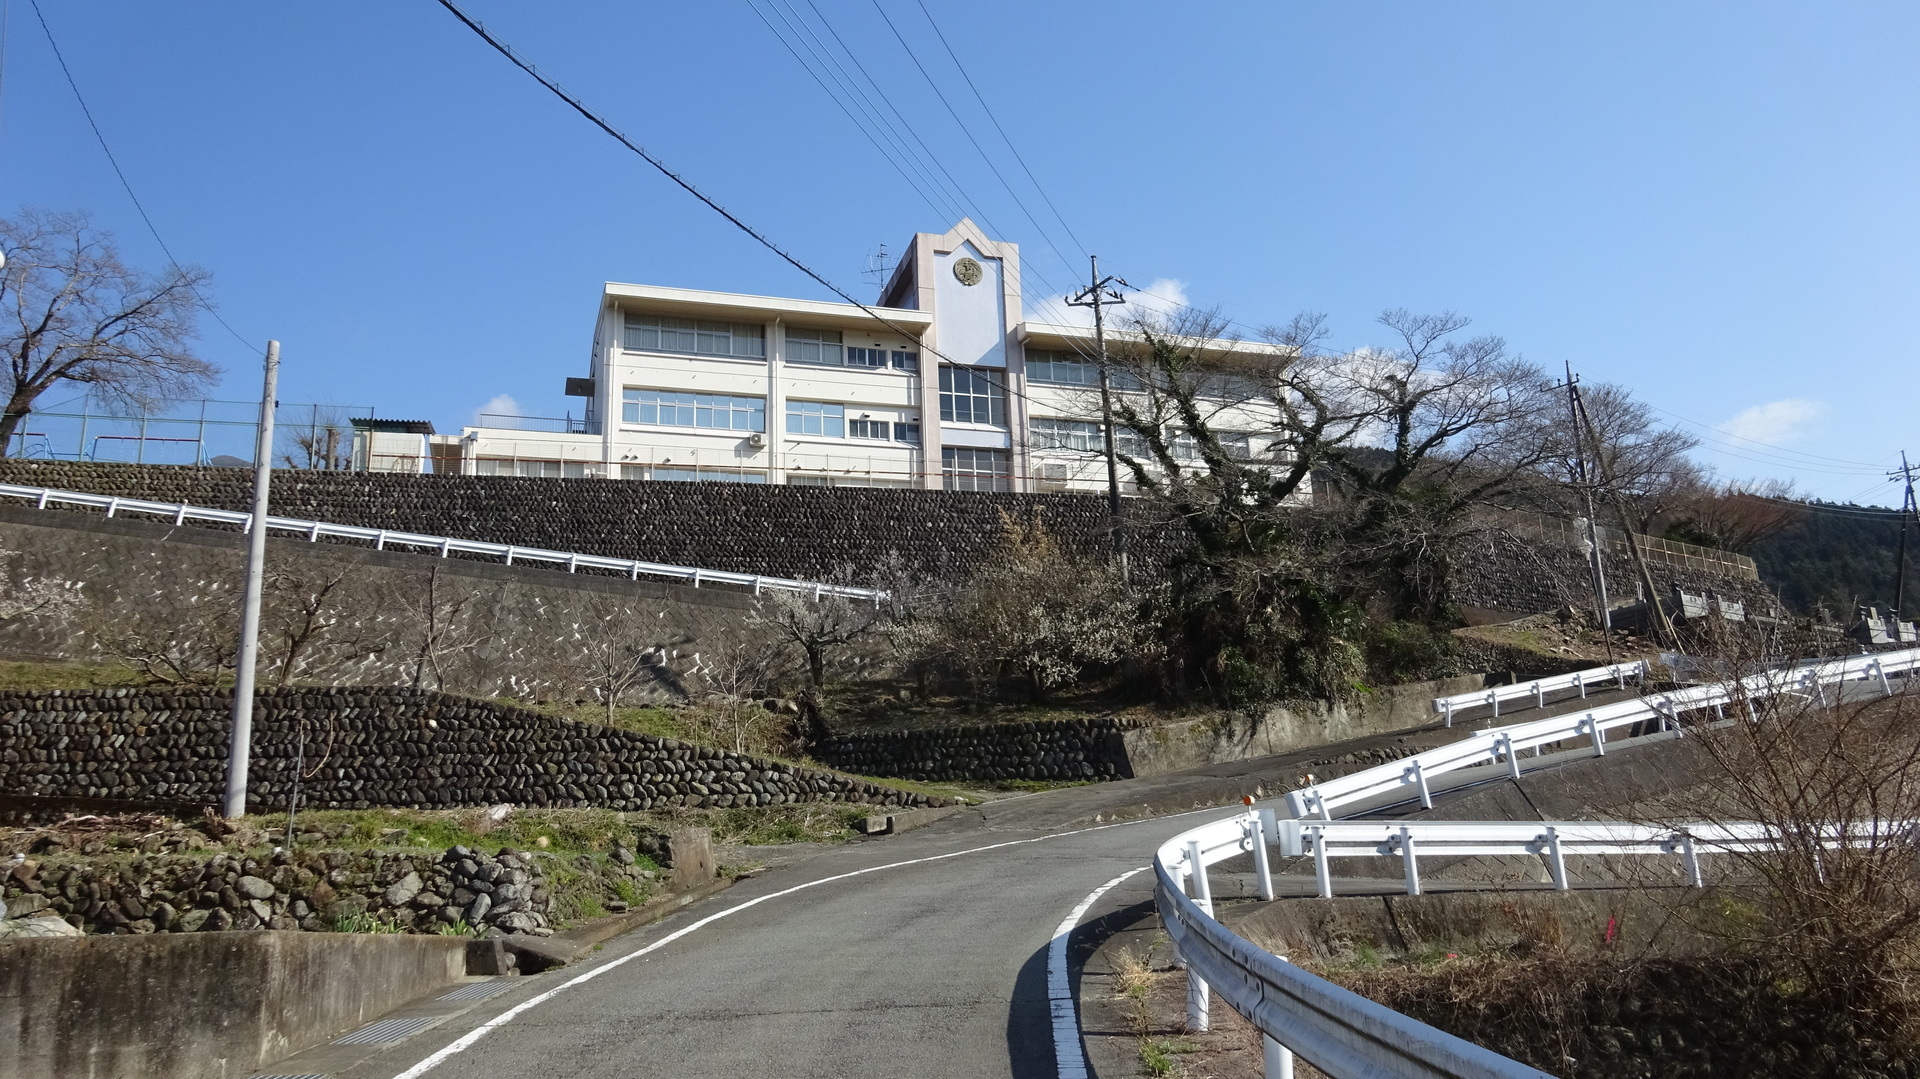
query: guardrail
1297 648 1920 822
1150 645 1920 1078
0 482 886 602
1432 660 1647 725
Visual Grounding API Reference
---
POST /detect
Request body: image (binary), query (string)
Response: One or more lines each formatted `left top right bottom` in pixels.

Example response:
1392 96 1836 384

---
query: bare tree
1666 478 1806 553
1098 307 1558 700
689 629 782 755
1555 381 1701 533
395 563 491 691
102 588 238 685
559 591 681 723
0 209 217 454
0 541 80 626
749 562 899 690
1657 670 1920 1020
262 555 363 685
277 406 355 470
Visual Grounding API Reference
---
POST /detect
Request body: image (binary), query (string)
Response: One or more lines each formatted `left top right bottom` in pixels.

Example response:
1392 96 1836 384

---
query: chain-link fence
1 395 375 470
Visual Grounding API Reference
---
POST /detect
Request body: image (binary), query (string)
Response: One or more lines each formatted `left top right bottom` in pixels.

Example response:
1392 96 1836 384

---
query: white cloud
474 394 523 427
1027 277 1192 329
1718 398 1825 445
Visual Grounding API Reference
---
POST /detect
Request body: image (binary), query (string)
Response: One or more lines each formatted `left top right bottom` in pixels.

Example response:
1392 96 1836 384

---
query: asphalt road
298 744 1373 1079
278 679 1813 1079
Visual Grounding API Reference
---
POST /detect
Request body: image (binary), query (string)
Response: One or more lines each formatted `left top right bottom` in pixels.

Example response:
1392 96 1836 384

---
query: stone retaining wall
2 844 561 938
0 686 945 813
815 716 1147 782
0 459 1183 584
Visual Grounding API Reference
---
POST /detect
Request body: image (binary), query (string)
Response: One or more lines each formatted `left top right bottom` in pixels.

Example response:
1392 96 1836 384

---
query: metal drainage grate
438 981 516 1002
333 1016 443 1045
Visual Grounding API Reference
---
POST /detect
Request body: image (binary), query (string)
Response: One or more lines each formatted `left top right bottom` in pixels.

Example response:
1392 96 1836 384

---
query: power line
910 0 1086 259
28 0 257 354
745 0 962 224
866 0 1077 287
1643 400 1889 469
432 0 1017 383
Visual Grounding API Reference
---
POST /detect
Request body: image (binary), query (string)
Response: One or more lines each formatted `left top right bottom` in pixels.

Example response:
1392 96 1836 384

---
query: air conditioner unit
746 432 766 450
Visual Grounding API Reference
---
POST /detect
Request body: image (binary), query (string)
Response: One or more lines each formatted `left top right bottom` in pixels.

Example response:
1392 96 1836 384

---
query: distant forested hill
1747 503 1912 616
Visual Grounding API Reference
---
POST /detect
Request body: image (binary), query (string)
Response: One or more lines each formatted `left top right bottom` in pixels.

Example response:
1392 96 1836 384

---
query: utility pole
1893 451 1916 623
1562 365 1614 662
1066 255 1130 580
223 340 280 820
1572 383 1678 649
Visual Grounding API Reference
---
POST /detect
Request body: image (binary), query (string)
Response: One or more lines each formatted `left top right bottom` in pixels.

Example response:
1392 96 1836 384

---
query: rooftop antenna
862 244 894 289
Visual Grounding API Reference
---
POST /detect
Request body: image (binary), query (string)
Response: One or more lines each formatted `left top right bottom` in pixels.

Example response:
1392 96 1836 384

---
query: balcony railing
475 413 600 435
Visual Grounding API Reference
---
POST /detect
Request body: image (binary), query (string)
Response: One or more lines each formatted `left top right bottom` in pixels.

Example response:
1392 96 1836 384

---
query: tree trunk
0 393 35 457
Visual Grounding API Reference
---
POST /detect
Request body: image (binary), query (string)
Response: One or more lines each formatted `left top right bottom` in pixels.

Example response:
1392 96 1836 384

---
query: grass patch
0 658 148 692
1140 1037 1194 1076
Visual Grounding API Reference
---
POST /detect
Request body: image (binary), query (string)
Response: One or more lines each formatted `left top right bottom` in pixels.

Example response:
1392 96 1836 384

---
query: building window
894 417 921 444
785 327 845 366
847 347 889 368
786 400 846 437
623 315 766 359
939 366 1008 427
1031 418 1102 453
943 448 1011 492
622 389 765 432
891 350 919 372
1026 349 1140 390
619 464 765 483
476 459 589 479
848 418 890 440
1169 428 1202 461
1221 432 1254 460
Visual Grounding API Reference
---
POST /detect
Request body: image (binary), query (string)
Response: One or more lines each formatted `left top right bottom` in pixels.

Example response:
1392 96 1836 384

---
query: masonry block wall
0 459 1775 626
0 461 1182 584
0 686 945 814
814 717 1146 783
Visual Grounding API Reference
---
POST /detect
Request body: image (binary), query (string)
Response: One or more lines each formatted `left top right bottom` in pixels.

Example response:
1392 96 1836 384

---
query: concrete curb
501 875 737 972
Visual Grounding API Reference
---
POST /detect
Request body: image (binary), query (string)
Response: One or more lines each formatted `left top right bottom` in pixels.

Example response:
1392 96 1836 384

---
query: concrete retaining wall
0 930 465 1079
0 504 790 703
1120 675 1486 777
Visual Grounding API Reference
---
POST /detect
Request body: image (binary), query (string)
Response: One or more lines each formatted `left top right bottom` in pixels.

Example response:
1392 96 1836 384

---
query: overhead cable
28 0 257 353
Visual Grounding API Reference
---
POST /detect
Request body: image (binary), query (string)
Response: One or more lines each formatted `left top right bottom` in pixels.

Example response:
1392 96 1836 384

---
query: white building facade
418 220 1289 493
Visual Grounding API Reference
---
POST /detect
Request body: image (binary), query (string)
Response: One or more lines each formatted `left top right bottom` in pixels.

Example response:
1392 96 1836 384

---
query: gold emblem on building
952 257 983 286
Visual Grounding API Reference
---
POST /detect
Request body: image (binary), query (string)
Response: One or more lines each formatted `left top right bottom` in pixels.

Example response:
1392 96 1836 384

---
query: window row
623 316 766 359
1029 417 1260 460
622 315 918 370
786 400 919 443
1026 350 1142 390
621 390 766 431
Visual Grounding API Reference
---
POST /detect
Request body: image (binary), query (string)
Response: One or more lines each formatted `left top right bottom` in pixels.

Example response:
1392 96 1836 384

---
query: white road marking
1049 867 1149 1079
389 808 1229 1079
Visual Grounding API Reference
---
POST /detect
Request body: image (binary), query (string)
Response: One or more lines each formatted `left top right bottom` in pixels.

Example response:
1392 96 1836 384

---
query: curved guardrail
1432 660 1647 725
1152 645 1920 1078
0 482 885 601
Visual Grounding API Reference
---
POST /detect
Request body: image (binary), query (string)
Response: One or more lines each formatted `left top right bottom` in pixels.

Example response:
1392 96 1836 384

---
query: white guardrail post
1184 839 1212 1032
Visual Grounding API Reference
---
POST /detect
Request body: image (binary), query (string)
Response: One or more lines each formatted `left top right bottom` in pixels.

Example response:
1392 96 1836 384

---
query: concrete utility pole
1893 451 1916 620
223 339 280 820
1065 256 1130 580
1562 365 1614 662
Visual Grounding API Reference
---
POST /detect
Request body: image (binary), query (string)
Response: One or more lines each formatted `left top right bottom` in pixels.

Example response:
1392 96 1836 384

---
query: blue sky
2 2 1914 504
